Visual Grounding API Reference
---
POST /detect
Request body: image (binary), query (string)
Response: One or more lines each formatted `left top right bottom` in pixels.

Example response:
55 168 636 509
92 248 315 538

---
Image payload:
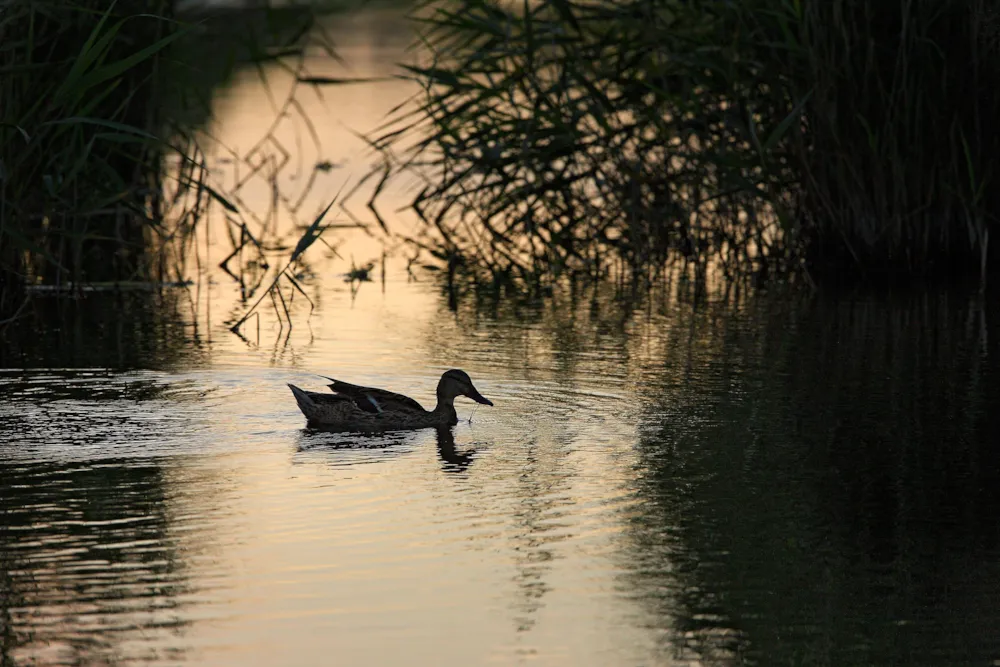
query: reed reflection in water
0 462 189 666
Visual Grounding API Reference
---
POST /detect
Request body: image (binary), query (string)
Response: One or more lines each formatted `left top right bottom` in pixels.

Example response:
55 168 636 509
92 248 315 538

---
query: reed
0 0 228 327
0 0 341 332
374 0 1000 286
0 0 184 317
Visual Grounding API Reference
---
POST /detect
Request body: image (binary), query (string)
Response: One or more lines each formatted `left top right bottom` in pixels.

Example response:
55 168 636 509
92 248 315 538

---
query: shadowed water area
3 4 1000 666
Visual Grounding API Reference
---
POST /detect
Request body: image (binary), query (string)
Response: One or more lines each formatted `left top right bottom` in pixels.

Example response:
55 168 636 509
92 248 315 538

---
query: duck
288 369 493 431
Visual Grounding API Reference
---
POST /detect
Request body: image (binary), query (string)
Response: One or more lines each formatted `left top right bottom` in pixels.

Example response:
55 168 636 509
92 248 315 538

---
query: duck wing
321 376 427 415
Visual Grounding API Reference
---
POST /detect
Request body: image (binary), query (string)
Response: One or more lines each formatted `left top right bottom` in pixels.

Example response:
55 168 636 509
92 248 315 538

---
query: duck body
288 369 492 432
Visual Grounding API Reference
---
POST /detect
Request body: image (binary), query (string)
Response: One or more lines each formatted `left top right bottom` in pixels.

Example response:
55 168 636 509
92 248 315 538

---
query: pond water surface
4 278 1000 666
3 6 1000 667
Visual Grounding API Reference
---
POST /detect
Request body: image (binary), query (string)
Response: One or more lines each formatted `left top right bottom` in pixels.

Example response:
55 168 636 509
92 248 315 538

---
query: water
3 281 999 666
4 5 1000 666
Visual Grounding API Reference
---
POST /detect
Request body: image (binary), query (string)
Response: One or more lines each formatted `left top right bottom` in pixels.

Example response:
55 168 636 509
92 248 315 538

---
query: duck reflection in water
296 425 478 473
434 426 476 471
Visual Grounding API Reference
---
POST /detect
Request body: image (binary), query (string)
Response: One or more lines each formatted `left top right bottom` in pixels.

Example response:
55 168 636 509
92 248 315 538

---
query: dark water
2 278 999 666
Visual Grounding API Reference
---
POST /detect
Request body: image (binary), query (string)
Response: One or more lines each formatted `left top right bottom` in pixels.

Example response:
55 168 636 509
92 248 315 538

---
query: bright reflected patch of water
0 339 655 665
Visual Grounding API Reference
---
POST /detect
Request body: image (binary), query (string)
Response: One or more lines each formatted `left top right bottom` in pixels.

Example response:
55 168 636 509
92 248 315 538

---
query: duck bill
466 385 493 406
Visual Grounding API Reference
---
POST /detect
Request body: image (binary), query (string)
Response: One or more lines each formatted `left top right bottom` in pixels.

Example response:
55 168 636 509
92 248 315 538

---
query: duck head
437 369 493 407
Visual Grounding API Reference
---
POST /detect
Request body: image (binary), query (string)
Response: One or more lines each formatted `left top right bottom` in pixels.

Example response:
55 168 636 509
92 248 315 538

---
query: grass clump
374 0 999 287
0 0 341 335
0 1 184 313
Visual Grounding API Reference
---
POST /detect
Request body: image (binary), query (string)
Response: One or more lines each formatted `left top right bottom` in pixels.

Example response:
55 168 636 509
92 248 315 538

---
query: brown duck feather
320 376 426 414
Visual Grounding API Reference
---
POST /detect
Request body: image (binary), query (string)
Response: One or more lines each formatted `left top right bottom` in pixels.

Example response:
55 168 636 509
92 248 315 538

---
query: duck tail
288 384 317 418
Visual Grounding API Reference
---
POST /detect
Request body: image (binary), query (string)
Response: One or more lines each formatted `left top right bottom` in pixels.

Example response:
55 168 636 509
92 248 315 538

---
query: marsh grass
373 0 1000 287
0 0 350 338
0 2 187 309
